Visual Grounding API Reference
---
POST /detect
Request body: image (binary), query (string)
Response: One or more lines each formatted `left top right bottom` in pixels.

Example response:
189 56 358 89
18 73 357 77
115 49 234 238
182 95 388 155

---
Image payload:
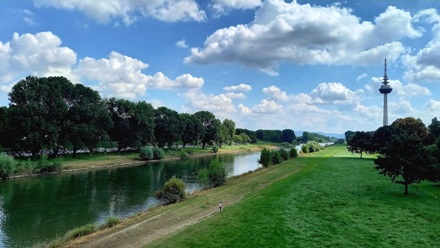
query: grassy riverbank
62 145 440 248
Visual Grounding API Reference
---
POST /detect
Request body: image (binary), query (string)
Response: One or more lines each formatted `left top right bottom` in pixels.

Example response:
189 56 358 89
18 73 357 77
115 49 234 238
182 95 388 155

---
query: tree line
0 76 241 158
346 117 440 194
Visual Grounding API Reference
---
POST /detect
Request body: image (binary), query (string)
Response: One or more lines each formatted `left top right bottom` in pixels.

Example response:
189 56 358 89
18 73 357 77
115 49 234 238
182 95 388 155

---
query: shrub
185 148 194 155
280 148 290 161
0 154 17 180
198 168 210 187
99 216 120 229
155 176 186 204
153 147 164 160
281 142 290 147
302 145 309 154
258 148 272 167
207 157 227 187
272 150 283 165
290 147 298 158
18 158 35 175
139 146 153 160
180 150 190 160
212 145 219 153
35 156 62 174
64 224 95 240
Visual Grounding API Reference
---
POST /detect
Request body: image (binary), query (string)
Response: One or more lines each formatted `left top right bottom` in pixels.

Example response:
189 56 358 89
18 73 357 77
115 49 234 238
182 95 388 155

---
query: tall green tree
180 113 202 148
347 131 373 158
281 129 296 143
154 107 182 148
374 117 433 194
9 76 73 157
222 119 236 145
194 111 220 149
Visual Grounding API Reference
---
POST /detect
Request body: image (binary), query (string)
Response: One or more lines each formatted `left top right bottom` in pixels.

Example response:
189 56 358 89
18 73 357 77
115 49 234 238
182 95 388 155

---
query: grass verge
147 146 440 248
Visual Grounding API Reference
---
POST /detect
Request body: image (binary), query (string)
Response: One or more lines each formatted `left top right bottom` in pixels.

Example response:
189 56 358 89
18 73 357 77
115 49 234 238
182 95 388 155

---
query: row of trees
0 76 240 158
346 117 440 194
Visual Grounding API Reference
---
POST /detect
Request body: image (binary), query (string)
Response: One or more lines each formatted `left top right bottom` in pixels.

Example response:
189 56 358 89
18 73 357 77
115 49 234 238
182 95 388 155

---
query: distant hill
295 131 345 139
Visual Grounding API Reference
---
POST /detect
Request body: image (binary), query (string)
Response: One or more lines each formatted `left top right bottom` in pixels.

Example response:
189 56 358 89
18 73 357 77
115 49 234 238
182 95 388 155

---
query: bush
155 176 186 204
198 168 209 187
0 154 17 180
290 147 298 158
302 145 309 154
139 146 154 160
212 145 219 153
180 151 190 160
36 156 62 174
272 150 283 165
280 148 290 161
99 216 120 229
18 158 35 175
64 224 95 240
258 148 272 167
153 147 164 160
207 157 227 187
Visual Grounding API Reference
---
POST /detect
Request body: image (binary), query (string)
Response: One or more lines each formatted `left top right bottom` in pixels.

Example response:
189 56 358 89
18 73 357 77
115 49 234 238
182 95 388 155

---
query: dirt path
63 159 303 248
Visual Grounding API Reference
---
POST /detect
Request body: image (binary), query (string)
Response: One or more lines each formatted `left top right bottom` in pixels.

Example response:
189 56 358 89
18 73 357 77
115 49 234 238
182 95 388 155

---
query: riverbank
61 145 440 248
10 143 277 180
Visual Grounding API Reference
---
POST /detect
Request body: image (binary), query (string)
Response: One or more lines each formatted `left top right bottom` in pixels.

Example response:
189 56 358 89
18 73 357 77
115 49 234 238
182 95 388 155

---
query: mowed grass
148 145 440 248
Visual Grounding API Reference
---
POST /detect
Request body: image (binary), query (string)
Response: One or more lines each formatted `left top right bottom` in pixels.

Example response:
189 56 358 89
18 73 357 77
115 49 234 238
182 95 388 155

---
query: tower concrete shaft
379 58 392 126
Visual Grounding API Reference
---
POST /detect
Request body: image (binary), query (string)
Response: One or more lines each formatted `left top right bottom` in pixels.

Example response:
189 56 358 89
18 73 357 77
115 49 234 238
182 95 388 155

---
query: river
0 152 261 247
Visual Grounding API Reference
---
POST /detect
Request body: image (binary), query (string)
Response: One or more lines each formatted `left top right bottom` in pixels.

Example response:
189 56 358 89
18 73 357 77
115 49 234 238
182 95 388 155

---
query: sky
1 0 440 134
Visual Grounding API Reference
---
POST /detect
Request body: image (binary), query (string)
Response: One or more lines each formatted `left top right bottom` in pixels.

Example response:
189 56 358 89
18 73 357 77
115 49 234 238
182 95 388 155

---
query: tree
155 176 186 204
8 76 73 157
258 148 272 167
180 113 202 148
63 84 112 156
374 117 433 194
194 111 220 149
222 119 235 145
281 129 296 143
199 157 228 188
347 131 373 158
428 117 440 139
154 107 182 148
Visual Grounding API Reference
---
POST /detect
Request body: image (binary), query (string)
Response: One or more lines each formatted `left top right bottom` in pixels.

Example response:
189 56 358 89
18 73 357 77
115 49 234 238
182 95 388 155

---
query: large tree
222 119 236 145
154 107 182 148
347 131 374 158
8 76 73 157
281 129 296 143
374 117 433 194
194 111 220 149
180 113 202 148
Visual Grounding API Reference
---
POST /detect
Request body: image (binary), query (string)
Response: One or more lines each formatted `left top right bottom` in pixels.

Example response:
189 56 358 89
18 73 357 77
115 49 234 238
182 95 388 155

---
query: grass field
147 145 440 248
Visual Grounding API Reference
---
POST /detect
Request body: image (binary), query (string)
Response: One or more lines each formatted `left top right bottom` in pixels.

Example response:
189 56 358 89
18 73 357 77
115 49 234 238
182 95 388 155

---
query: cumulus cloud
367 77 431 96
224 92 246 99
223 83 252 91
185 0 421 74
34 0 206 25
262 85 289 101
0 32 77 85
176 39 188 48
252 99 282 114
182 89 237 115
211 0 262 14
75 51 150 99
309 83 363 105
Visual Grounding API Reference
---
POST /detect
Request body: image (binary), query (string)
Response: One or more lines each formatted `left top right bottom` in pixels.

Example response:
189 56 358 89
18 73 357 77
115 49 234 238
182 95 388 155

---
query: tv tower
379 58 392 126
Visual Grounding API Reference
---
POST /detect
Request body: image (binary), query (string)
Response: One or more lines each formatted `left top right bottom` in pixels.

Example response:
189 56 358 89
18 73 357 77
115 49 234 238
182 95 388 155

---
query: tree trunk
404 183 409 195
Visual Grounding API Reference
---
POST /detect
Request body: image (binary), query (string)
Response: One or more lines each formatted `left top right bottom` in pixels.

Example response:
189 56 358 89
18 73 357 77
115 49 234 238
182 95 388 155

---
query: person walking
219 201 223 212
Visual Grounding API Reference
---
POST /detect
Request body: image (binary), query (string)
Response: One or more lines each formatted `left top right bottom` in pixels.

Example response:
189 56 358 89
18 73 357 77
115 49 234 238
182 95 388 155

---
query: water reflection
0 152 261 247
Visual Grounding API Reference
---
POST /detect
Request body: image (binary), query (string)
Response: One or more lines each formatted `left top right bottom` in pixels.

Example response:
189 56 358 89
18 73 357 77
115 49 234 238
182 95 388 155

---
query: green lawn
148 145 440 248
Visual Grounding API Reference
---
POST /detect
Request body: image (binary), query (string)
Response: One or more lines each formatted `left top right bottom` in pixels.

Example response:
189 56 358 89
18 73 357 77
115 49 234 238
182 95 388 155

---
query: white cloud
211 0 262 14
75 51 150 99
185 0 421 74
19 9 37 26
252 99 282 114
425 99 440 112
356 73 367 82
176 39 188 48
224 92 246 99
223 83 252 91
262 85 289 101
0 32 77 84
182 89 237 120
149 72 204 89
309 82 363 105
367 77 431 97
34 0 206 25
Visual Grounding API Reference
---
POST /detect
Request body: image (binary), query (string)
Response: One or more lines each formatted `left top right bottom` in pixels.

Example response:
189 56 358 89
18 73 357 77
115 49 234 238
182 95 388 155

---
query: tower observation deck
379 58 392 126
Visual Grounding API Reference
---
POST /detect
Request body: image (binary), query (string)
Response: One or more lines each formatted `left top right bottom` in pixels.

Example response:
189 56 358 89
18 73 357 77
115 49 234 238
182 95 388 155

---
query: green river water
0 152 260 247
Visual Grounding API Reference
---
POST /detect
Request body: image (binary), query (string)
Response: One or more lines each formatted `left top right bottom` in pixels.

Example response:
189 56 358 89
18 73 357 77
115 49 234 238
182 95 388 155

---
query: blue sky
1 0 440 134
